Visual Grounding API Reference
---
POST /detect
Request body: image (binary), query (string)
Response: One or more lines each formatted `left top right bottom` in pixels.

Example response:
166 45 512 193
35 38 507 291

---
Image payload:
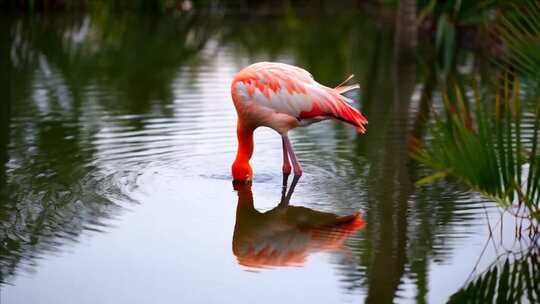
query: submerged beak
232 176 252 190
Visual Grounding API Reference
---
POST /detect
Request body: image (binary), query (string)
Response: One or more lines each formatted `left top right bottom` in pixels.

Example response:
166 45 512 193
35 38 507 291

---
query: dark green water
0 11 534 303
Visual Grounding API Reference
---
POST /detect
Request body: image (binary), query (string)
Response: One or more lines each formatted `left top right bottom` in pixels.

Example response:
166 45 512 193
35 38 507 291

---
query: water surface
0 11 520 303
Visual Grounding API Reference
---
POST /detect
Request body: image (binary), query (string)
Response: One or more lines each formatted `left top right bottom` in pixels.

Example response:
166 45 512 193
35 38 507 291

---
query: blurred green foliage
0 0 174 12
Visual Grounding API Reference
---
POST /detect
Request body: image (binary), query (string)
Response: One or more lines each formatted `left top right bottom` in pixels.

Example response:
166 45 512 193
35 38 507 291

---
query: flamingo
231 62 368 183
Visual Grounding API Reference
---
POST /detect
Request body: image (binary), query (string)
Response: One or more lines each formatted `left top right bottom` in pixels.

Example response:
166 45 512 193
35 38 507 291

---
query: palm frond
497 1 540 78
414 79 540 221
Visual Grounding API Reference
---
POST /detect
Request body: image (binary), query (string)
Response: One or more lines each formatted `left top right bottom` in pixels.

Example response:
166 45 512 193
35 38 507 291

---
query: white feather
236 82 250 102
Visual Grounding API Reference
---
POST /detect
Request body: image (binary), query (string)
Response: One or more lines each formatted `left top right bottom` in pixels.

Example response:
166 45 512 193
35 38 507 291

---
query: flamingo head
232 160 253 184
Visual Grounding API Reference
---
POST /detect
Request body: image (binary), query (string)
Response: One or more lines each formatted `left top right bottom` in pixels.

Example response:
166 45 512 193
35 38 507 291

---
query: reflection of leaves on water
0 12 218 284
9 12 218 121
449 247 540 303
0 167 139 284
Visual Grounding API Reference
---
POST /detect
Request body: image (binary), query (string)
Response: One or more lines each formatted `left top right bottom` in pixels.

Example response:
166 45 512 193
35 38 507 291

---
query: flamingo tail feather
335 84 360 96
330 86 368 134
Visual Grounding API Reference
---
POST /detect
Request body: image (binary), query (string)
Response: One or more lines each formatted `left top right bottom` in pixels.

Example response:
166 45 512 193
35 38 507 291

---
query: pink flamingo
231 62 368 182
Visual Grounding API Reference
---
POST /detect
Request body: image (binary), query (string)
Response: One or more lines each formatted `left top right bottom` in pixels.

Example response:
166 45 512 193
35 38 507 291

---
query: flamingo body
231 62 368 182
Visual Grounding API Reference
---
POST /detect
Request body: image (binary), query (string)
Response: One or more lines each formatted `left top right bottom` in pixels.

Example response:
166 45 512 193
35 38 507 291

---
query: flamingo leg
279 174 300 207
282 135 303 177
284 174 300 203
281 137 292 175
280 173 289 204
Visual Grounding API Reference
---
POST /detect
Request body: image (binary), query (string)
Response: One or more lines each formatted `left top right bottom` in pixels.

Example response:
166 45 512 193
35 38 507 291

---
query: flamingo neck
232 122 254 182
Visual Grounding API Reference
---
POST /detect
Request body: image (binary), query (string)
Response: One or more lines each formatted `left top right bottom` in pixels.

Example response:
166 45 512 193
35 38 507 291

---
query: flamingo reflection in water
232 175 365 269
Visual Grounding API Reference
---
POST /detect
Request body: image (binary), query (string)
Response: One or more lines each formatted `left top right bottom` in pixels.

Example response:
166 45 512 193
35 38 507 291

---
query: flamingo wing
232 62 368 133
